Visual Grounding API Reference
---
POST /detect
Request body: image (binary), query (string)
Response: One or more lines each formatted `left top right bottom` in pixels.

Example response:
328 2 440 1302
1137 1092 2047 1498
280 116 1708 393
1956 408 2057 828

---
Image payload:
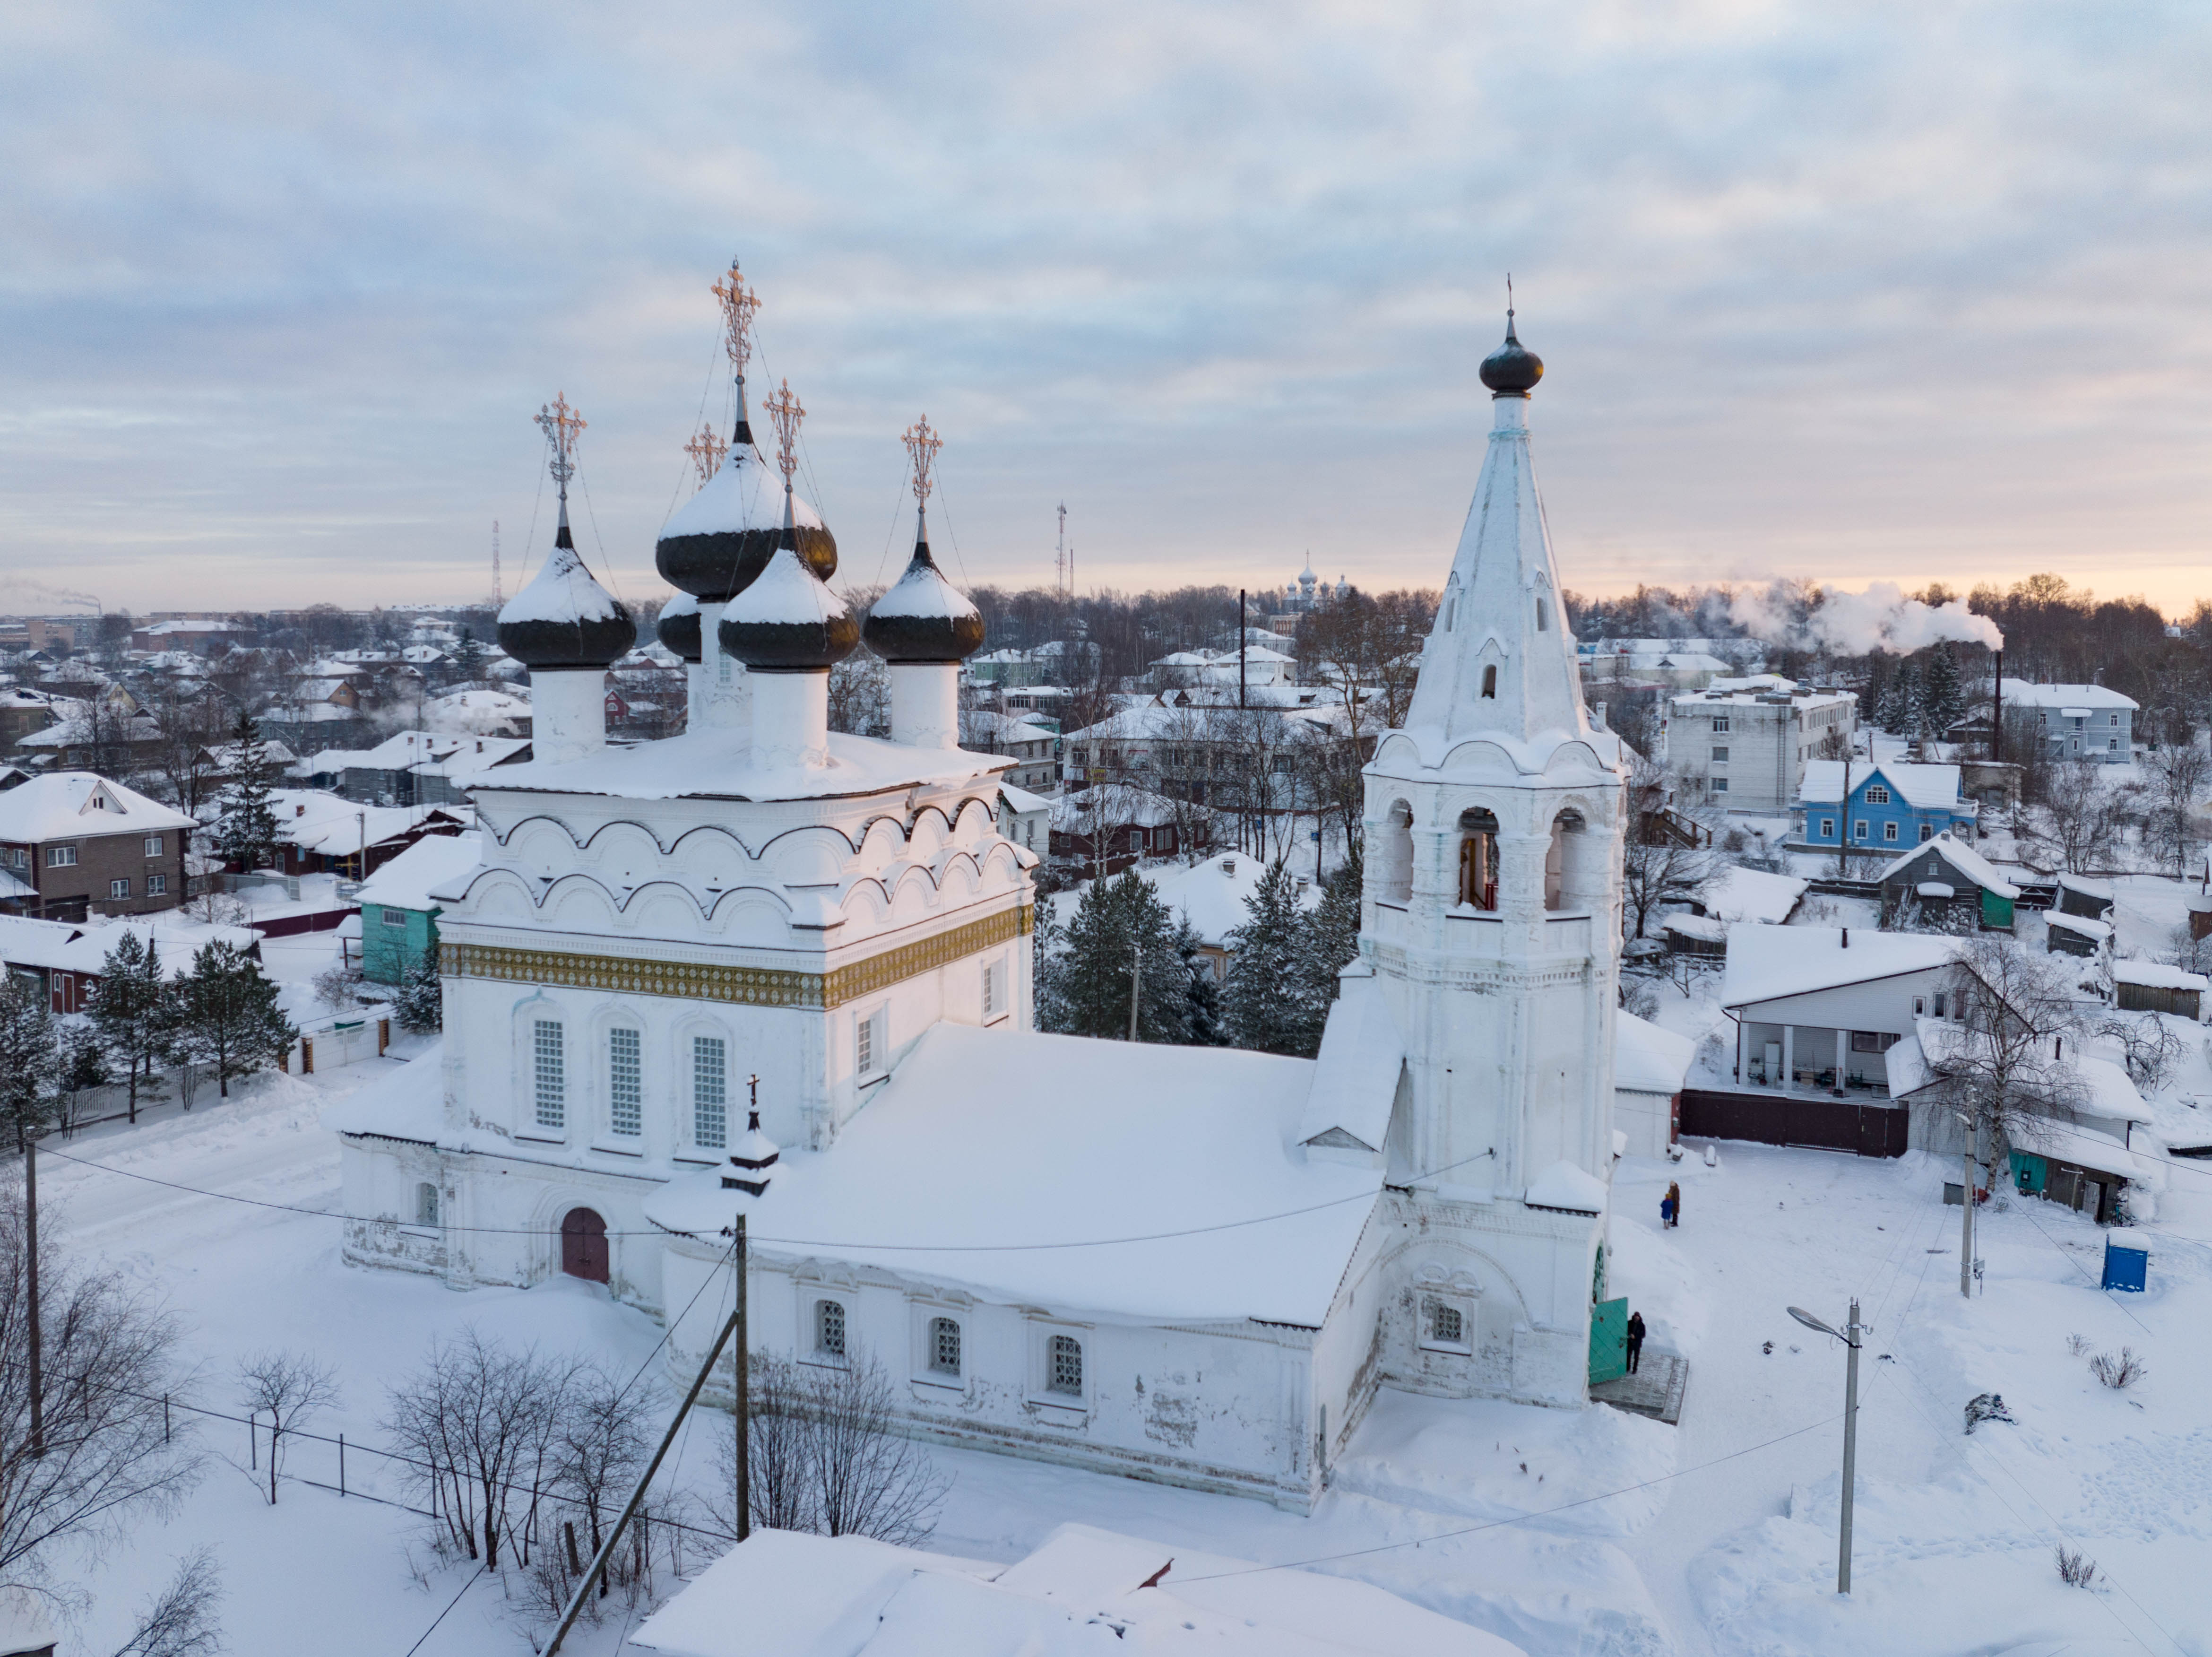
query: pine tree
453 627 485 680
216 707 282 871
0 978 61 1150
1876 663 1918 734
1036 872 1185 1041
394 945 444 1034
57 1022 108 1132
1918 647 1964 738
89 930 170 1122
1173 919 1228 1045
1224 858 1328 1056
176 940 298 1098
1297 840 1363 1015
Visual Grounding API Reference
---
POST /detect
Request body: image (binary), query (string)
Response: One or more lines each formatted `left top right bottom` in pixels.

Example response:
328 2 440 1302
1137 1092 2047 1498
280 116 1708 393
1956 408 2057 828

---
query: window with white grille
1865 785 1891 804
1423 1296 1466 1349
1711 715 1730 733
930 1317 961 1376
533 1020 566 1128
381 906 406 926
816 1298 847 1358
857 1009 886 1079
147 875 165 895
110 879 130 899
48 846 77 868
983 960 1005 1021
693 1036 727 1148
144 835 164 856
608 1028 642 1137
1047 1334 1083 1395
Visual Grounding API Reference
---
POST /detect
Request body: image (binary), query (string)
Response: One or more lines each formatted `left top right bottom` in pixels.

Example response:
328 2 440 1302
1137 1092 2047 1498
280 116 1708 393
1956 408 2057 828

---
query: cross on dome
763 379 805 490
903 414 942 507
535 393 586 495
712 259 762 378
683 422 727 487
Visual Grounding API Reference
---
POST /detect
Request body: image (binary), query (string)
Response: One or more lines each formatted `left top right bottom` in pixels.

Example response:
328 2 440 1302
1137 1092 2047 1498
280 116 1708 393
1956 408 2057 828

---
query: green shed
350 832 480 986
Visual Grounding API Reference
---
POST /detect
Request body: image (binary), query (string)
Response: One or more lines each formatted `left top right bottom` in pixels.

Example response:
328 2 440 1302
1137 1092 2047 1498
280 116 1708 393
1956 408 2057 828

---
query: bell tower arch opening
1456 808 1500 911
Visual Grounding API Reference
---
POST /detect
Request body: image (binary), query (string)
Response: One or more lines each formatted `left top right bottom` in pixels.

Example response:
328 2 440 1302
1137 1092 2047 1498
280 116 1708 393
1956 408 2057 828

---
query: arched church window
1545 809 1583 912
1376 800 1414 904
1457 809 1499 911
415 1182 440 1228
1423 1296 1465 1348
1481 665 1497 699
930 1317 962 1376
1535 592 1549 631
1047 1334 1084 1396
816 1298 847 1359
532 1020 565 1130
693 1036 727 1149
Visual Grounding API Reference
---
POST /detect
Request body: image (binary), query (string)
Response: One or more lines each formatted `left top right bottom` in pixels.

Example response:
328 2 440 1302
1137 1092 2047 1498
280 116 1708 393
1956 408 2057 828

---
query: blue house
1791 760 1977 851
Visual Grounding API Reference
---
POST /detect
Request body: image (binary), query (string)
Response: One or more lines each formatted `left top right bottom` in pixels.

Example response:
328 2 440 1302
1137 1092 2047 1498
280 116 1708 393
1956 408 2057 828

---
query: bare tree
2093 1011 2186 1093
2033 759 2131 874
549 1362 653 1581
109 1547 224 1657
0 1187 203 1614
144 692 232 816
709 1350 946 1546
2142 735 2209 877
235 1351 339 1505
382 1329 576 1571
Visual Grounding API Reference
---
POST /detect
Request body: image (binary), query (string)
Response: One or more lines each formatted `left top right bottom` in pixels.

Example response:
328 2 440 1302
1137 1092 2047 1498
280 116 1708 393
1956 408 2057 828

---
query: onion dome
656 590 702 663
863 521 984 664
1479 311 1544 396
716 489 858 672
656 406 837 601
496 520 636 671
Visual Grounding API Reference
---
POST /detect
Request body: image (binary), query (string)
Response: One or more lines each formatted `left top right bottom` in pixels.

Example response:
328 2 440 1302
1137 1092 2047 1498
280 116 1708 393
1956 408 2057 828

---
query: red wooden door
561 1208 609 1283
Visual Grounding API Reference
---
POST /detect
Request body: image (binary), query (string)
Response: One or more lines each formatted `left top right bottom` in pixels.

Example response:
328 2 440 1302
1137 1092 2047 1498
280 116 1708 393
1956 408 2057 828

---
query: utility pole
734 1210 750 1542
1238 590 1247 711
544 1233 746 1657
1961 1125 1977 1299
26 1135 44 1458
1836 752 1852 879
1128 935 1142 1041
1788 1299 1862 1594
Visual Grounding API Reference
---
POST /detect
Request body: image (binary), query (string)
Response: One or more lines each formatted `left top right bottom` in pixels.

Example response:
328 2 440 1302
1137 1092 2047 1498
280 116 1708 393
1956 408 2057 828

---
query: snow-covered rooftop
2112 959 2209 991
631 1523 1525 1657
1700 865 1807 927
0 772 197 842
353 832 484 914
1797 760 1962 811
642 1023 1380 1326
1722 926 1958 1008
0 912 259 977
1298 964 1401 1153
469 722 1009 804
267 789 470 857
1999 678 2139 711
1876 831 2019 899
1615 1011 1695 1096
997 781 1054 815
1144 851 1317 948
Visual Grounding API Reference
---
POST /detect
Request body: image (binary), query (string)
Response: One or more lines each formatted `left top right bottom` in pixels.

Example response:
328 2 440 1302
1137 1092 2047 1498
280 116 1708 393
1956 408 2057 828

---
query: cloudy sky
6 0 2209 618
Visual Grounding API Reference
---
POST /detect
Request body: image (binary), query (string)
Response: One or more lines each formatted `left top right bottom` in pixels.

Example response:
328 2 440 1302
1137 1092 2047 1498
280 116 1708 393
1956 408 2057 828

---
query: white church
329 281 1640 1513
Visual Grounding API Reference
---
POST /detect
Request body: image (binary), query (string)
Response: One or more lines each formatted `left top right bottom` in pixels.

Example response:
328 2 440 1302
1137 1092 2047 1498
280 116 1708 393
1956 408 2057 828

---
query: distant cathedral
330 276 1628 1514
1281 560 1350 612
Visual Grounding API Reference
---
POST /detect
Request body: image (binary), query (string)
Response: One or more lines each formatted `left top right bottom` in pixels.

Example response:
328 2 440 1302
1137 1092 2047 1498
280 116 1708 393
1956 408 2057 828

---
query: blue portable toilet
2101 1229 2149 1293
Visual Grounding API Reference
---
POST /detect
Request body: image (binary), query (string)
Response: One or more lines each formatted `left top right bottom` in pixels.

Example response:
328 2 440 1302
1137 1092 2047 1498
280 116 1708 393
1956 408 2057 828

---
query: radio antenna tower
1055 503 1067 596
683 423 728 488
491 520 502 607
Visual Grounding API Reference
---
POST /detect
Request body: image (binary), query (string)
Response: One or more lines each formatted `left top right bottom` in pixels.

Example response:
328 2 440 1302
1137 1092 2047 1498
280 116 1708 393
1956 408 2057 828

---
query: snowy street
43 1057 2212 1657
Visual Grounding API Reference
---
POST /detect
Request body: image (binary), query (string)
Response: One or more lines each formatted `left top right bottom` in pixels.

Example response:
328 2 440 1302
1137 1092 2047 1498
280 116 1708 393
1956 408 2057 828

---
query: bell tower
1358 304 1628 1406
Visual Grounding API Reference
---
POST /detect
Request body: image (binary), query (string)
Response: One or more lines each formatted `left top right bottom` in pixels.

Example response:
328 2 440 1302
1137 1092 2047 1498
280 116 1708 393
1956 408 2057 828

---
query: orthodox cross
683 422 727 486
535 393 586 496
902 415 941 507
712 259 762 377
762 379 805 488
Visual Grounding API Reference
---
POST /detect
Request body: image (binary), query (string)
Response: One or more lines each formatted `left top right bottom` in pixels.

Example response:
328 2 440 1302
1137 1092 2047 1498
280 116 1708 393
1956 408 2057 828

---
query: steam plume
1730 581 2002 654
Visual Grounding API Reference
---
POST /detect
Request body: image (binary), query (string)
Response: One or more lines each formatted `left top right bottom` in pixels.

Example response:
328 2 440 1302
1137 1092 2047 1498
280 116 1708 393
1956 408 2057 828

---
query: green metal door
1589 1297 1627 1385
1981 889 2014 931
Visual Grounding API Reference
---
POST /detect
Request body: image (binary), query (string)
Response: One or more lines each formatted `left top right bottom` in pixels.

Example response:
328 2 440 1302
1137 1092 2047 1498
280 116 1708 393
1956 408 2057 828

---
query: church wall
661 1240 1322 1510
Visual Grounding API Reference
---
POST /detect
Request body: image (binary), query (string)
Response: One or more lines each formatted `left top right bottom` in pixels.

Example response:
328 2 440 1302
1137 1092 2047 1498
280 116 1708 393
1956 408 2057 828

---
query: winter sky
6 1 2210 616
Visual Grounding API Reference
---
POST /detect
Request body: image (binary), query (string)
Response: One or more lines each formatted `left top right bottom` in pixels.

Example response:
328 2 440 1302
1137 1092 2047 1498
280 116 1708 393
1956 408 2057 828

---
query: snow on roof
2046 913 2112 941
997 781 1053 815
1051 784 1180 831
642 1023 1379 1326
322 730 531 778
0 912 258 978
0 867 33 902
1662 913 1727 941
354 832 483 913
631 1523 1525 1657
1523 1160 1607 1214
266 789 469 857
2000 678 2139 711
1917 882 1956 899
498 542 625 627
724 546 848 629
2058 872 2114 902
1797 760 1962 810
870 552 982 623
1297 965 1402 1152
472 722 1007 804
2023 1117 2164 1189
962 711 1053 742
1143 851 1317 948
0 772 197 842
2113 960 2209 991
1722 926 1958 1009
1876 832 2019 899
1701 865 1807 926
662 442 819 538
1616 1011 1694 1096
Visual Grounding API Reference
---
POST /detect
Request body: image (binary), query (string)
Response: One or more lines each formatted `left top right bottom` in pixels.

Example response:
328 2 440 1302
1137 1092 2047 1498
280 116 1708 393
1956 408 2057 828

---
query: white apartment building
1667 683 1858 813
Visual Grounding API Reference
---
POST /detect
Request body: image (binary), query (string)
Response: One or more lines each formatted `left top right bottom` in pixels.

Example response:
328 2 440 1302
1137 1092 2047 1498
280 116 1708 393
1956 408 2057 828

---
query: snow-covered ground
42 1056 2212 1655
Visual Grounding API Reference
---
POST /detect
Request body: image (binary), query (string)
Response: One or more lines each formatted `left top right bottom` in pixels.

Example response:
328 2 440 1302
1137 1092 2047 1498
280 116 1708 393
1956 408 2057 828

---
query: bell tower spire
1401 301 1586 749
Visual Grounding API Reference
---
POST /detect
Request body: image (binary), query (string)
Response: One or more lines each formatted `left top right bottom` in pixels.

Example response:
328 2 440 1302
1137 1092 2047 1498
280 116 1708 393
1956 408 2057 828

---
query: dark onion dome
656 439 836 602
656 590 702 663
1478 313 1544 396
496 525 637 671
717 503 858 673
863 534 984 664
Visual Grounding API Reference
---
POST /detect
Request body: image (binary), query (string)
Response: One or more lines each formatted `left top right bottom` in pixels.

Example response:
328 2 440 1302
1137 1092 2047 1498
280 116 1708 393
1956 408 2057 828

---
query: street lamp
1788 1299 1864 1595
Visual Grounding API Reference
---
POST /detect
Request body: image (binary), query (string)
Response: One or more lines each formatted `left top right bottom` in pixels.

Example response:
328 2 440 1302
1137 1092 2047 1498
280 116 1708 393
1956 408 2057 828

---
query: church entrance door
561 1208 609 1283
1588 1296 1627 1384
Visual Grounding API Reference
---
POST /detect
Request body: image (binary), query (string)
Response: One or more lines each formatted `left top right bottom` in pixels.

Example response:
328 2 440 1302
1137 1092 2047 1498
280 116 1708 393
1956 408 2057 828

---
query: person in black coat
1625 1310 1647 1374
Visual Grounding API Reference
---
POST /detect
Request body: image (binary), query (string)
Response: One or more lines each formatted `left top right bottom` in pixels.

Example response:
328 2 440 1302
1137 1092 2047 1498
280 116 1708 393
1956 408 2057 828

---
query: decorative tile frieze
443 904 1031 1011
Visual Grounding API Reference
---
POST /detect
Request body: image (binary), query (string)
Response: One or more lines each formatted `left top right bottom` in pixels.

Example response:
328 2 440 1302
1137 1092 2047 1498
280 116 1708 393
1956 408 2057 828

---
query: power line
34 1142 1495 1254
